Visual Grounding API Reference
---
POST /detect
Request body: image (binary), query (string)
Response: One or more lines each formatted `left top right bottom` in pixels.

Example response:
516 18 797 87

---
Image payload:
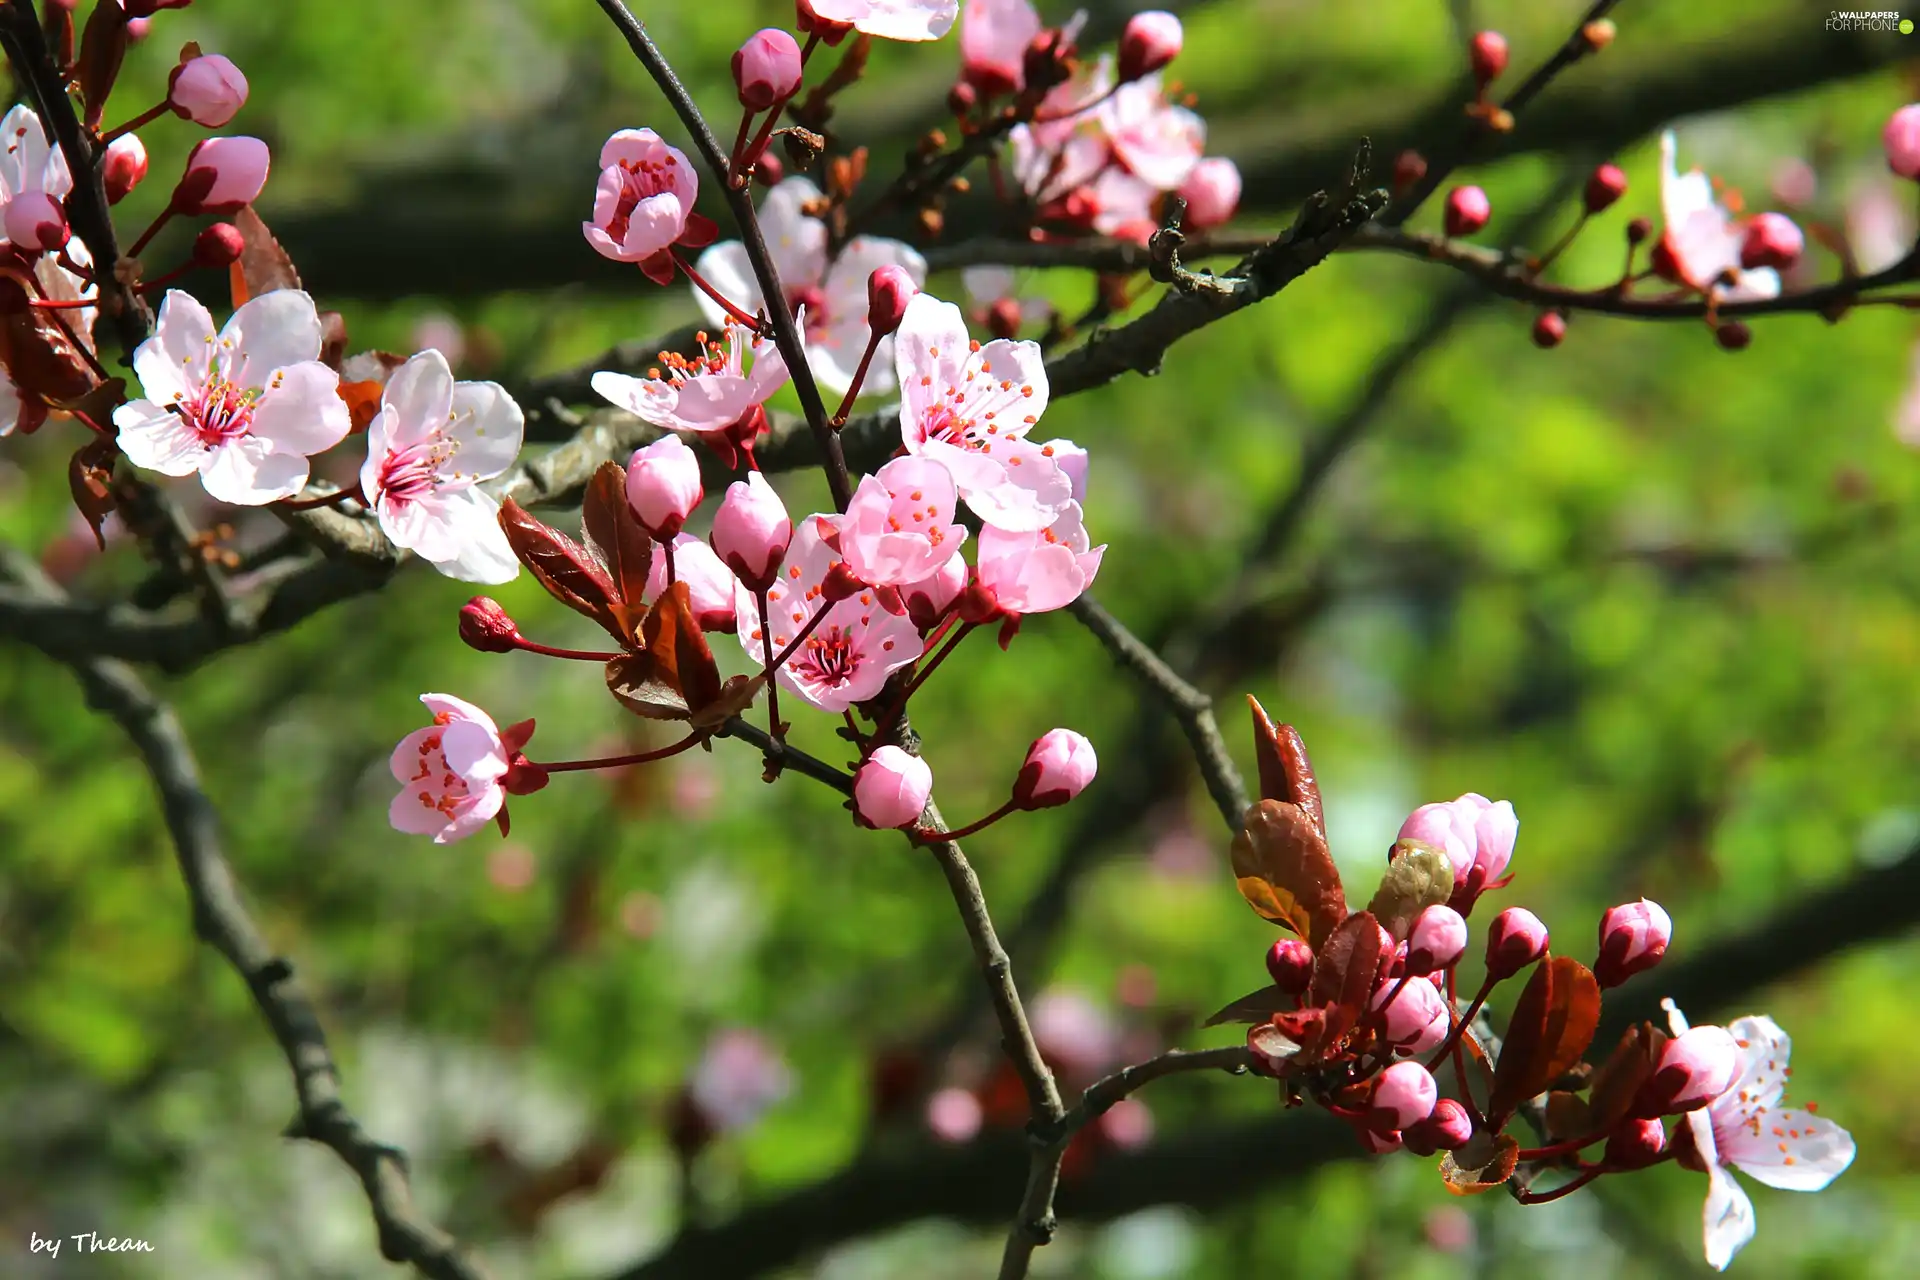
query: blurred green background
3 1 1919 1277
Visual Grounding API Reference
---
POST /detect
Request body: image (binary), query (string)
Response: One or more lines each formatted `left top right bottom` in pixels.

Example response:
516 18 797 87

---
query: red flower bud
1739 211 1803 272
1604 1117 1668 1170
1265 938 1313 994
1468 31 1508 85
459 597 520 652
1714 320 1752 352
1401 1097 1474 1155
1392 149 1427 195
1443 185 1490 238
1117 11 1182 84
1584 162 1627 214
1484 907 1548 980
103 133 148 205
1531 311 1567 349
192 221 245 270
867 264 917 337
1012 728 1097 809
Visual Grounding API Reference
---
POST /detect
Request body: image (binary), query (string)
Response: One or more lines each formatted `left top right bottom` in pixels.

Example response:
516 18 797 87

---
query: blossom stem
728 108 757 181
755 589 785 739
797 31 820 67
125 204 177 259
1512 1166 1603 1205
1426 971 1498 1076
511 638 625 663
534 733 705 773
907 798 1017 844
1529 211 1590 277
831 329 884 427
736 85 803 178
661 534 678 585
11 266 112 385
766 599 835 672
1514 1130 1610 1163
673 250 763 330
28 294 96 309
278 482 365 511
99 100 169 146
54 250 92 281
871 619 975 745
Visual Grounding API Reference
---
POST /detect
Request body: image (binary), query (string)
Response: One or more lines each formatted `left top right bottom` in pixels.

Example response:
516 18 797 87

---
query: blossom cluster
1226 701 1853 1269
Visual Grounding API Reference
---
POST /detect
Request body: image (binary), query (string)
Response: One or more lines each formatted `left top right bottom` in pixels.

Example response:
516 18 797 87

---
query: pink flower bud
459 597 520 652
1468 30 1508 84
1368 1060 1438 1131
1177 156 1241 230
1402 1097 1473 1155
732 28 803 112
1739 212 1802 272
1357 1126 1403 1154
103 133 148 204
626 435 704 538
3 191 67 253
867 264 917 337
1584 162 1627 214
192 221 244 269
1594 898 1670 988
1117 11 1182 83
1265 938 1313 994
1012 728 1097 809
710 472 792 591
175 136 270 214
1485 907 1548 980
1406 905 1468 975
1604 1117 1668 1170
1636 1025 1737 1116
1885 104 1920 180
1443 185 1490 238
901 551 965 630
1372 974 1448 1054
168 53 248 127
985 296 1022 340
853 745 932 829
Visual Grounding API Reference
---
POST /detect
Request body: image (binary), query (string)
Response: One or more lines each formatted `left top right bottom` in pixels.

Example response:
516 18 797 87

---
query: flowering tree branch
0 549 493 1280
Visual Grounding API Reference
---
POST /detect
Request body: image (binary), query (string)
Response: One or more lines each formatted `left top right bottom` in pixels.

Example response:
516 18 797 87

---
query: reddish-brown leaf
497 498 623 641
1202 983 1294 1028
228 207 302 306
1247 696 1324 836
582 461 653 641
0 281 97 407
67 437 118 549
604 652 688 721
646 583 721 709
1489 956 1602 1121
689 673 763 731
1586 1022 1668 1132
1309 909 1383 1040
1230 798 1347 947
1439 1132 1520 1196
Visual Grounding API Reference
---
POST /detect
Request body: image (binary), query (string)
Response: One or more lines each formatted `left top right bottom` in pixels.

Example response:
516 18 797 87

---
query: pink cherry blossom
693 178 927 396
176 136 269 213
643 533 741 632
926 1086 984 1143
583 129 699 270
960 0 1041 97
1484 906 1548 979
359 349 524 584
895 292 1076 531
0 105 73 250
1642 1024 1740 1117
1396 792 1515 912
807 0 957 42
1406 904 1467 974
3 190 65 252
626 434 704 537
592 320 790 467
114 289 350 505
103 132 148 203
1178 156 1241 229
1088 167 1160 243
841 455 968 587
737 514 922 712
1369 1060 1438 1130
1030 988 1120 1079
1664 1002 1855 1271
853 744 933 828
1006 56 1113 203
973 500 1104 615
733 29 803 111
1658 131 1780 303
1118 11 1182 84
1100 74 1204 190
690 1029 793 1132
388 693 511 843
169 53 249 127
1594 897 1672 988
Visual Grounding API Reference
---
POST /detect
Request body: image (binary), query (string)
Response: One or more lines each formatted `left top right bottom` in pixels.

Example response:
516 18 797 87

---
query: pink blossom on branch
1099 73 1204 190
591 320 790 469
583 128 715 281
0 105 73 246
736 514 923 712
1178 156 1241 229
808 0 958 43
169 53 249 127
840 455 968 587
113 289 349 505
895 292 1075 531
960 0 1041 97
643 533 741 632
1117 11 1182 84
360 349 524 584
733 29 803 111
712 471 793 591
1883 103 1920 180
693 178 927 397
174 136 269 213
1664 1003 1855 1271
970 500 1105 617
1012 728 1097 808
103 132 148 204
388 694 516 843
1657 131 1784 302
1396 792 1516 913
1593 897 1671 987
853 745 934 828
625 434 704 538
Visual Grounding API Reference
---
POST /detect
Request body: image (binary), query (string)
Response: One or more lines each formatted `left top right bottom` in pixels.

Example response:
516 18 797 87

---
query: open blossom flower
583 129 714 281
960 0 1041 96
591 320 789 468
0 104 72 249
841 455 968 587
807 0 957 42
1396 792 1515 912
736 514 922 712
895 292 1076 531
692 178 927 397
1008 59 1114 205
1100 74 1204 190
113 289 349 505
389 694 511 843
359 349 523 584
972 500 1104 616
1658 132 1782 303
1665 1002 1855 1271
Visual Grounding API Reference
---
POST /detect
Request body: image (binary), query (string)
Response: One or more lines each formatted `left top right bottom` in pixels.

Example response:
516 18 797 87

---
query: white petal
423 488 520 585
223 289 325 388
389 785 453 836
440 719 509 781
249 362 350 456
445 379 524 481
1702 1163 1756 1271
199 437 309 505
0 376 20 437
139 290 217 407
115 401 208 476
1724 1109 1855 1192
759 178 828 288
420 693 499 735
692 241 764 328
382 349 456 447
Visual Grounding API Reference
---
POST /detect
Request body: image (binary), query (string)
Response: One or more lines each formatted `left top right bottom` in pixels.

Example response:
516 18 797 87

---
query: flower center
378 438 453 506
407 728 468 820
789 624 860 686
606 154 681 243
179 378 257 446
